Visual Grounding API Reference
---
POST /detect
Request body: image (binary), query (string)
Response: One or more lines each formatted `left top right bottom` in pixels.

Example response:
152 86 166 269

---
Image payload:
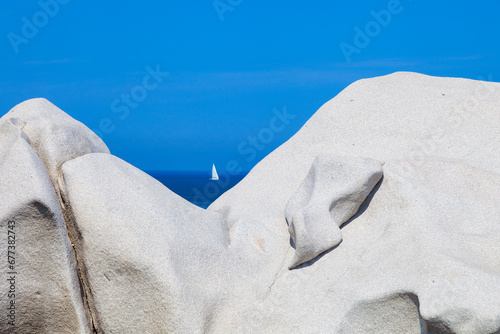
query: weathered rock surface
285 155 383 269
1 72 499 333
211 72 500 224
245 159 500 333
0 98 109 198
0 120 91 333
209 72 500 333
58 153 276 333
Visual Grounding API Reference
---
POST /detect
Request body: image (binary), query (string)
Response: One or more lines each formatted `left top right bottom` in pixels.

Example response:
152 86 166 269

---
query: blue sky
1 0 499 172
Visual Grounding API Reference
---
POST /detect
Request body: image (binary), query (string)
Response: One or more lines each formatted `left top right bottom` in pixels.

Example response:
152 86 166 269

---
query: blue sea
145 171 248 209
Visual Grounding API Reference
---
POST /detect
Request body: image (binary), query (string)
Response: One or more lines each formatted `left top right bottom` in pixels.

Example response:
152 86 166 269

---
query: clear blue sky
1 0 499 172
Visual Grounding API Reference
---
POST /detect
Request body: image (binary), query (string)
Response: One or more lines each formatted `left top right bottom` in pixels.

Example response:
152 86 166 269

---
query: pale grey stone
0 98 109 200
2 72 499 333
59 153 274 333
0 120 91 333
285 155 383 269
210 73 500 333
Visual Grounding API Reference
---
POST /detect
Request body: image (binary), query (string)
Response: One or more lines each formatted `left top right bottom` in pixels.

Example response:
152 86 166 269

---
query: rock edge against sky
1 72 499 333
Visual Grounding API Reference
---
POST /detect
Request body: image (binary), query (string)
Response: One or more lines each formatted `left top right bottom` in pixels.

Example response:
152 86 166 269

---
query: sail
211 164 219 180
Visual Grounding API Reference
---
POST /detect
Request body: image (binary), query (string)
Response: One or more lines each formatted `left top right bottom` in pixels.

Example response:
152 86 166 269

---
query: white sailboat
210 164 219 180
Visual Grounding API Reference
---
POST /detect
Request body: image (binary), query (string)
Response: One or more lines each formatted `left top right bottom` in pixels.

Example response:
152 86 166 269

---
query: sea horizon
146 170 248 209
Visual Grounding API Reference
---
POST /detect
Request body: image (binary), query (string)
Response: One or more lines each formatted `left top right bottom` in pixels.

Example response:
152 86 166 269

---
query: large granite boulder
209 72 500 333
0 120 91 333
1 72 499 333
58 153 277 333
0 98 109 333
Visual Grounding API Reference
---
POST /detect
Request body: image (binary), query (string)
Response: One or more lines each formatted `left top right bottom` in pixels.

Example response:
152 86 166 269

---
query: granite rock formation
1 73 499 333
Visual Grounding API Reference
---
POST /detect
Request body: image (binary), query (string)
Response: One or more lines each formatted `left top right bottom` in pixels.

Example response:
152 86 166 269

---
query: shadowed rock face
0 98 109 333
0 119 91 333
285 155 383 269
338 292 424 334
1 73 500 333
